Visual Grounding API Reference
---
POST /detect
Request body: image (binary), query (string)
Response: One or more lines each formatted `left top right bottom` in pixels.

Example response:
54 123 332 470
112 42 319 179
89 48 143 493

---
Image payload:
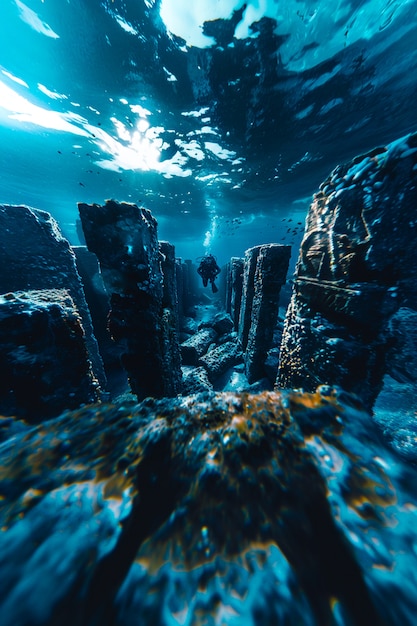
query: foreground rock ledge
0 388 415 625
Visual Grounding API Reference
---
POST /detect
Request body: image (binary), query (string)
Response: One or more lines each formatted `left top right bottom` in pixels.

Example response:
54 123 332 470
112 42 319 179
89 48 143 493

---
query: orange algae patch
102 472 134 500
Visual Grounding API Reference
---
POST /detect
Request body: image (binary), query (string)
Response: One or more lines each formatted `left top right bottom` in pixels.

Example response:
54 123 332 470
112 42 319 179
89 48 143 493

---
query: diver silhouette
197 254 221 293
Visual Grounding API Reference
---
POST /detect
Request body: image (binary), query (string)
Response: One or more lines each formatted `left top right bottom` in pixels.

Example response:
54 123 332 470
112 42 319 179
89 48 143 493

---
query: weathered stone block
0 289 99 421
0 204 106 390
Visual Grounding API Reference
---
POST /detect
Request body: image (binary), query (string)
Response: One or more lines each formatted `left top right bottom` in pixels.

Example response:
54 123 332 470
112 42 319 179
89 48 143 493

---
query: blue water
0 0 416 266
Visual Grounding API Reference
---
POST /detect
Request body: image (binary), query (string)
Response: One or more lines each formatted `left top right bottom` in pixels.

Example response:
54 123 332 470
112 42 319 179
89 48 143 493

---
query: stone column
238 246 262 351
183 260 193 313
224 261 232 314
78 200 179 400
277 131 417 410
230 257 244 332
159 241 183 395
244 244 291 383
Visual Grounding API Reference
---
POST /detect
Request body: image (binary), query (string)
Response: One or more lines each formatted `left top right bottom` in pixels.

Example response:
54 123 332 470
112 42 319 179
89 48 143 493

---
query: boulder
0 387 415 625
180 328 218 365
181 366 213 394
0 289 100 421
386 307 417 384
198 311 234 336
244 244 291 383
198 341 243 382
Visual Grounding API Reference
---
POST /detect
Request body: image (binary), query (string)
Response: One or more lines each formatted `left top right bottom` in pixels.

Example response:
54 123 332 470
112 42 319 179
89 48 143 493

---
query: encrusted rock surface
198 310 234 336
0 387 416 625
277 132 417 409
0 289 99 421
0 204 106 390
244 244 291 383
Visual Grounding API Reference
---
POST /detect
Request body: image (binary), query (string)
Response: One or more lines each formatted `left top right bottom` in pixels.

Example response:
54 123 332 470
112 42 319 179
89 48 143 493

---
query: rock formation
78 200 182 399
238 244 291 383
0 204 106 390
277 131 417 410
0 289 99 421
223 260 232 315
238 246 261 351
0 387 415 625
385 307 417 384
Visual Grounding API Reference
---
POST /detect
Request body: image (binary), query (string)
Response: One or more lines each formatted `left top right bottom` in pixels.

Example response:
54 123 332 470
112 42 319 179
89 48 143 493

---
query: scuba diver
197 254 221 293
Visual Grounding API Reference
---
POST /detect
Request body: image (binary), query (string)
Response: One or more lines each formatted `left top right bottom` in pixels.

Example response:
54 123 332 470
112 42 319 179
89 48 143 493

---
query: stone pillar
224 261 232 314
277 131 417 410
183 259 193 312
238 246 262 351
78 200 178 400
159 241 183 395
245 245 291 383
160 242 178 319
175 258 184 325
230 257 244 332
0 204 106 392
73 246 124 391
